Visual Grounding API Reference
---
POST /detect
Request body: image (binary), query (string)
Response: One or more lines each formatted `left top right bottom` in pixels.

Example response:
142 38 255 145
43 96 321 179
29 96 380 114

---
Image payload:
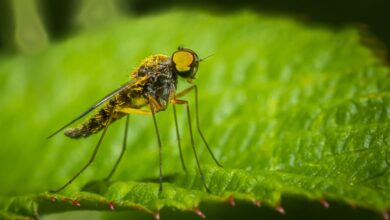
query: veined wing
47 79 141 139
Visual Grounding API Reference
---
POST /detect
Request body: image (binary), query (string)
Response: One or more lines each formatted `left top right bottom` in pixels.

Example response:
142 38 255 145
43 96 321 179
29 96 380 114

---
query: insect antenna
199 54 214 62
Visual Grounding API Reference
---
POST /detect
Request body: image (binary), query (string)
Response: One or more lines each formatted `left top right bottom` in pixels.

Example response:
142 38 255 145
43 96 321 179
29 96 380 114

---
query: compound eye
172 51 194 72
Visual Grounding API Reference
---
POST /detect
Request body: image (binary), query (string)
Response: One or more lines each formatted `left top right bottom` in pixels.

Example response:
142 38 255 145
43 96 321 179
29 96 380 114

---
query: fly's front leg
176 85 223 168
172 103 187 171
147 96 164 195
171 98 211 193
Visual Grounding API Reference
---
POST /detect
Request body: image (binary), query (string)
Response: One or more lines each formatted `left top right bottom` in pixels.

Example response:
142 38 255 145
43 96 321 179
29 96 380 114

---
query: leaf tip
276 206 285 215
61 197 81 207
319 198 330 208
72 200 81 207
193 208 206 219
253 200 262 207
50 196 57 203
153 211 160 220
108 201 115 210
228 195 236 207
383 211 389 220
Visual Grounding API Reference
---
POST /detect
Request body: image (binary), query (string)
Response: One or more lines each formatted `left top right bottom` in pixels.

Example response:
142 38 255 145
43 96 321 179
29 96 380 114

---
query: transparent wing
47 80 138 139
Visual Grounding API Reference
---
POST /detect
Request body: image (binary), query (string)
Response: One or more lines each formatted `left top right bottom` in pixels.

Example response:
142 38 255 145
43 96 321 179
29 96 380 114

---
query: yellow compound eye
173 51 194 72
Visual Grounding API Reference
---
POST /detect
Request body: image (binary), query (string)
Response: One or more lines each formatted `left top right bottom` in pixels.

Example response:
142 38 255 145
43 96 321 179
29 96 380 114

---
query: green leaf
0 10 389 219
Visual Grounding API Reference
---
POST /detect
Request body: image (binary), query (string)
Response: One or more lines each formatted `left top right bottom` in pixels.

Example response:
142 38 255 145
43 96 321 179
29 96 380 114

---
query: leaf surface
0 11 389 219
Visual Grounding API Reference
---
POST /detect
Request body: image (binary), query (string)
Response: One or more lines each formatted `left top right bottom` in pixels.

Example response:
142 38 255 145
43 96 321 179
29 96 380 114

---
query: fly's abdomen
64 102 123 139
64 87 146 139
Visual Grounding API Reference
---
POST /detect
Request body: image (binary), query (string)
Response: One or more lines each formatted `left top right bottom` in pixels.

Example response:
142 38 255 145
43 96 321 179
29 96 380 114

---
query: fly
48 47 222 194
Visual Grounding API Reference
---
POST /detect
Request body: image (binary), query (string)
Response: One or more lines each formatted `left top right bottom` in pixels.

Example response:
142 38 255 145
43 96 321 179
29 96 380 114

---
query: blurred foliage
0 9 389 219
12 0 48 53
0 0 124 54
0 0 388 54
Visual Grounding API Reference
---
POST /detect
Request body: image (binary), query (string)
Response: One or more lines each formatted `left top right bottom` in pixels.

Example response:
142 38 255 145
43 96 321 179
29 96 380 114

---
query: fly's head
171 47 200 83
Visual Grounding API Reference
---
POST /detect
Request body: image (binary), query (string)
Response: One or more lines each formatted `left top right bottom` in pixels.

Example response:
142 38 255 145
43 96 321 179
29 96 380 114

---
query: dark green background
0 0 388 55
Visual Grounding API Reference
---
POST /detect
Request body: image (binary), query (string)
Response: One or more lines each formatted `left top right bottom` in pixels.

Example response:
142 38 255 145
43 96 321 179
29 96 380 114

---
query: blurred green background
0 0 388 55
0 1 389 220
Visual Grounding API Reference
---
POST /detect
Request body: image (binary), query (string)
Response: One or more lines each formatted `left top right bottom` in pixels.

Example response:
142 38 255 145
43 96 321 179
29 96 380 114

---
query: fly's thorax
130 54 177 111
133 54 171 78
142 68 177 111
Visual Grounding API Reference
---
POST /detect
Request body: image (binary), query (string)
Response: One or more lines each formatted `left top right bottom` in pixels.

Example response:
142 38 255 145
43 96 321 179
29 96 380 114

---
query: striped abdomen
64 89 145 139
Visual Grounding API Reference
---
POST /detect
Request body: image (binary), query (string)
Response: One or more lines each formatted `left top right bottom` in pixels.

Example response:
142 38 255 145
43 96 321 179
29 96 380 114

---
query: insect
48 47 222 194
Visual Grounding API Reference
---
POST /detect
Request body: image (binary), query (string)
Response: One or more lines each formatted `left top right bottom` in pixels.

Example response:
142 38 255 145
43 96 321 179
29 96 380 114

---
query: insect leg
49 113 114 193
148 97 164 194
117 107 152 115
108 107 158 181
172 104 187 171
176 85 223 168
175 85 196 98
104 114 130 181
172 99 211 193
192 85 223 168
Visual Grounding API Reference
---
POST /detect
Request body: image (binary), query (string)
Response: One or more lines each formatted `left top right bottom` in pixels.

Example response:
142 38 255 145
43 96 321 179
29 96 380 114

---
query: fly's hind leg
104 114 130 181
49 111 114 193
176 85 223 168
